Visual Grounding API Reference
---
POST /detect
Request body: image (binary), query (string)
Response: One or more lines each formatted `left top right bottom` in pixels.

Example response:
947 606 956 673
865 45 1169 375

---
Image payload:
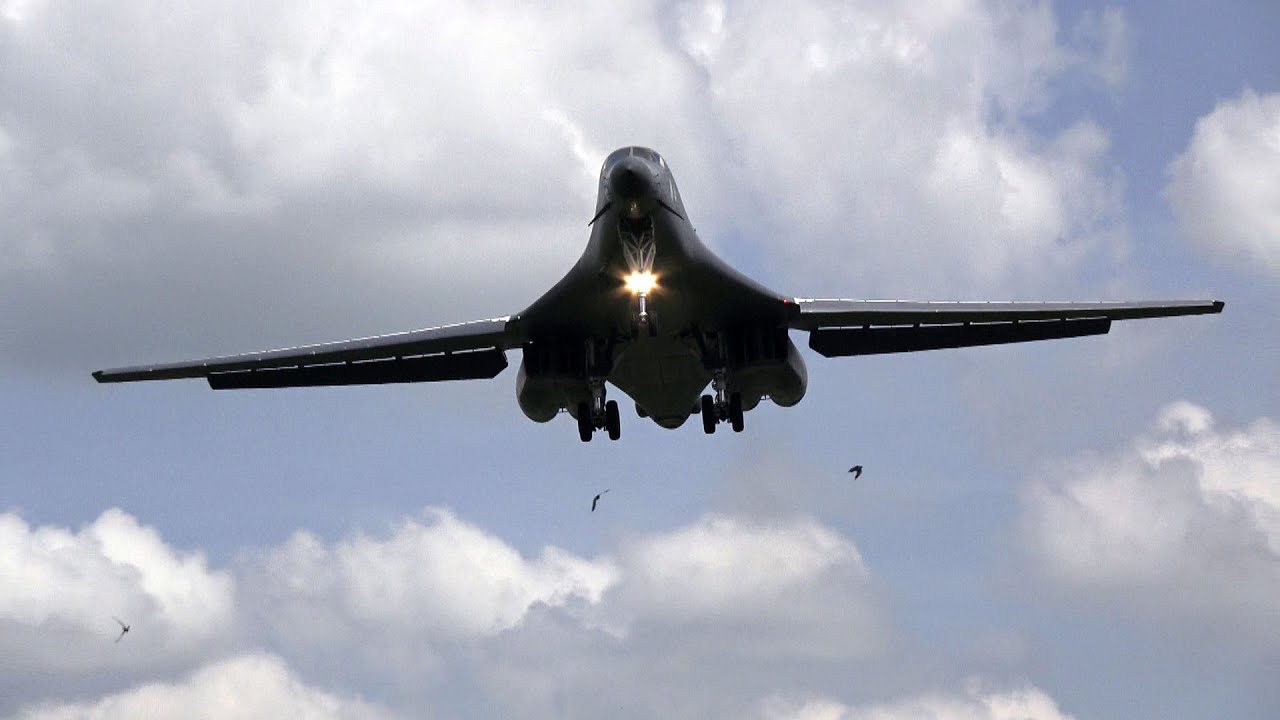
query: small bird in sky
591 489 610 512
112 617 130 643
848 465 863 479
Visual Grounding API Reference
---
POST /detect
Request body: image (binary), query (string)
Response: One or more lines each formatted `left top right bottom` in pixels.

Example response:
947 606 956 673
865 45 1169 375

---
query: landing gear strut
577 378 621 442
700 369 744 434
621 215 658 338
637 292 650 328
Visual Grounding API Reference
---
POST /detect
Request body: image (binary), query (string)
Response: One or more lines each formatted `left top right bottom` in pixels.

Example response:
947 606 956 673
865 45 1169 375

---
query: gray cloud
1070 7 1130 90
3 0 1140 376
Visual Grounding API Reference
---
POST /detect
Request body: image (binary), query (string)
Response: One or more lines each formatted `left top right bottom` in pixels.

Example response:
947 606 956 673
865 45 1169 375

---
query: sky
1 0 1277 718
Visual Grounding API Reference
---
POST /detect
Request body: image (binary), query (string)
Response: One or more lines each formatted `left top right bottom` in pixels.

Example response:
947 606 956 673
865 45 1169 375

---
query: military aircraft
94 146 1223 441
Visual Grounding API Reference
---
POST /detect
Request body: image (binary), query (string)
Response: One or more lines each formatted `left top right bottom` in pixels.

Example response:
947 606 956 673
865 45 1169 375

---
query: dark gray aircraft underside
94 146 1224 441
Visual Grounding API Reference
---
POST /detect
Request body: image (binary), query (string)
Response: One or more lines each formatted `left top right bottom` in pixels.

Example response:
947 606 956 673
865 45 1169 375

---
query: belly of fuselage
516 196 791 431
608 335 710 429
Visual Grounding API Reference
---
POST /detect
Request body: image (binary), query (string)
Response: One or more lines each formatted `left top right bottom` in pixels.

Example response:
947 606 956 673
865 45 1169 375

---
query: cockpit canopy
593 145 685 221
601 146 666 175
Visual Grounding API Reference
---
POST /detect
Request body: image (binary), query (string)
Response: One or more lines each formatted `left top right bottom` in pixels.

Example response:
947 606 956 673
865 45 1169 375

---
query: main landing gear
700 369 744 434
577 378 621 442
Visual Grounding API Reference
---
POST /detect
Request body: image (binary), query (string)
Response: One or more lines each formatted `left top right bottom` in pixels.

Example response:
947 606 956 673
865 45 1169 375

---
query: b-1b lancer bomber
94 146 1223 441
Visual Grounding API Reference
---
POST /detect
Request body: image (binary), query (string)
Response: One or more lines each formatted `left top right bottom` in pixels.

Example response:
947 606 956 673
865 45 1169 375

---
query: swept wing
790 299 1223 357
92 317 517 389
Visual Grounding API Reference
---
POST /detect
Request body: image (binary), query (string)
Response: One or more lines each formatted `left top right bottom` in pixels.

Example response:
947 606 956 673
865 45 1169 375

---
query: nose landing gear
637 292 650 328
577 378 621 442
621 216 658 338
700 369 744 434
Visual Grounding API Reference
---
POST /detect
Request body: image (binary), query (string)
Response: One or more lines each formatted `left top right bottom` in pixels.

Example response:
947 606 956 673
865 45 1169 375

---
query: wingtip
1212 300 1225 313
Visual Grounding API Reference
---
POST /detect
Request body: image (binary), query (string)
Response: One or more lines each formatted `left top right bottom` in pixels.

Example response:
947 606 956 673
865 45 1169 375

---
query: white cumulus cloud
761 683 1074 720
10 653 401 720
239 507 618 686
0 508 235 668
232 507 887 711
607 512 885 659
244 507 615 630
1021 401 1280 637
244 508 884 663
1 505 892 715
622 513 866 618
679 0 1129 298
1166 88 1280 276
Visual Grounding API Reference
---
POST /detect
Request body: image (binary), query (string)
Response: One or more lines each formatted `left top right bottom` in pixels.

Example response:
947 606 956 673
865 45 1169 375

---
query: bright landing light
624 271 657 295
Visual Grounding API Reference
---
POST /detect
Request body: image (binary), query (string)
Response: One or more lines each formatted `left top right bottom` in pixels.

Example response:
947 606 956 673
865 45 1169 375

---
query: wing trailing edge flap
792 298 1223 357
809 317 1111 357
790 299 1224 330
206 348 509 388
92 316 516 387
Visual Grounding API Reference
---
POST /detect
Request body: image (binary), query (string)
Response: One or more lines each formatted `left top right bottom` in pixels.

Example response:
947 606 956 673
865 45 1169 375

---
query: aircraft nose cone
608 156 653 201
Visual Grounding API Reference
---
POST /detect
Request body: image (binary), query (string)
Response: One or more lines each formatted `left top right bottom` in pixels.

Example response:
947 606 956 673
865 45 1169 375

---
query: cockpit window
631 147 662 164
601 146 666 173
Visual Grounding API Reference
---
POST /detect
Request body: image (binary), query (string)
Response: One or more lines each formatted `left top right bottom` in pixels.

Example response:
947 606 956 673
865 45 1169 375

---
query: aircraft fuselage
513 146 808 430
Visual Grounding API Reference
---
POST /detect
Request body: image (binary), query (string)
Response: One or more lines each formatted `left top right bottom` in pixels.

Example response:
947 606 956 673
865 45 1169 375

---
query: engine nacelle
766 336 807 407
515 359 560 423
729 335 808 409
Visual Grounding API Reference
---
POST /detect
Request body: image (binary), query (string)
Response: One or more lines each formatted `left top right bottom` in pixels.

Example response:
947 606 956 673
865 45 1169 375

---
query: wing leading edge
790 299 1223 357
93 317 517 389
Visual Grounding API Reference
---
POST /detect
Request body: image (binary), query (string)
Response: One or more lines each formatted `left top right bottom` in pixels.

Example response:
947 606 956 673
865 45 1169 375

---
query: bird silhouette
848 465 863 479
112 616 130 643
591 489 610 512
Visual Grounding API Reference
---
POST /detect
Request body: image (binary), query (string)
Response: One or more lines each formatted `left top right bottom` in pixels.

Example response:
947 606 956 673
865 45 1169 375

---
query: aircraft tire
701 394 717 434
729 393 744 433
605 400 621 440
577 401 593 442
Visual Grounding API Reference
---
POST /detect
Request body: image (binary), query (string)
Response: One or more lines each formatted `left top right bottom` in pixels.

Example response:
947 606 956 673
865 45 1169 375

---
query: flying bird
592 489 610 512
849 465 863 479
112 616 130 643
